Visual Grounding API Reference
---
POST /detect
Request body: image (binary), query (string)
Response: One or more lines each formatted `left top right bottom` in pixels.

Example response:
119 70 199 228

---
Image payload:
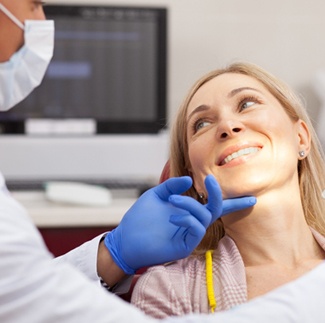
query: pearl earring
299 151 305 158
199 193 205 199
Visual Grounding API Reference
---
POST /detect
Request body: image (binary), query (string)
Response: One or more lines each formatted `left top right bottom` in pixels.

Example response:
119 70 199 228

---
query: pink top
131 229 325 319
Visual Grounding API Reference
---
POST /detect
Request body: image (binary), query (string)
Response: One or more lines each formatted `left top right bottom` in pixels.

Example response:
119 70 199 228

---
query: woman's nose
216 119 244 139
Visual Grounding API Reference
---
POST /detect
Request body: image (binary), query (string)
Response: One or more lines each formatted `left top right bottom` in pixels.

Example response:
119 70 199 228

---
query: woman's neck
223 189 323 267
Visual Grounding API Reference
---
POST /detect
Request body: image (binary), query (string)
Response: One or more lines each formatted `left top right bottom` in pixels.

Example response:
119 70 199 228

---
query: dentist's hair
169 61 325 254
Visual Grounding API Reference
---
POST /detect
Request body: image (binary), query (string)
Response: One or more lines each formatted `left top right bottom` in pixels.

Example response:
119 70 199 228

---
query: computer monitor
0 4 167 135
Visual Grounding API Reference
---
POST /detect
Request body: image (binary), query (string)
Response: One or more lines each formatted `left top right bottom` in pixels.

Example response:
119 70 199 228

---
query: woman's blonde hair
170 62 325 254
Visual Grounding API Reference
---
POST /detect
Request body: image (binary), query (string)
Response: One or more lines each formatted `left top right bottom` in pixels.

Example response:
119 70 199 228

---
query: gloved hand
104 175 256 275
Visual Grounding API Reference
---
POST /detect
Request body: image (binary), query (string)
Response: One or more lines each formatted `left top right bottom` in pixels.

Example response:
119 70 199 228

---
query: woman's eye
194 120 211 132
240 100 256 111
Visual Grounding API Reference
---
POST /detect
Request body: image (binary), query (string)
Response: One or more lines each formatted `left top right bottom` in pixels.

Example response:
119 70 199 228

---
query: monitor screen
0 5 167 134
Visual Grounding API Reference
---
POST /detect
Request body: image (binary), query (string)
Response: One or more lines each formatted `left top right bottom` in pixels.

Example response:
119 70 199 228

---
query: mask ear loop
0 4 24 30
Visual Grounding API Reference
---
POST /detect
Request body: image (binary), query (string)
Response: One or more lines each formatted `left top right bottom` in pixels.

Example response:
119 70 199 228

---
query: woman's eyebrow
187 104 210 122
227 86 262 98
187 87 262 121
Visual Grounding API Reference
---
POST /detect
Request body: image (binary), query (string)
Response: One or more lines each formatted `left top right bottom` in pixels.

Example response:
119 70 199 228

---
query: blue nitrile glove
104 175 256 275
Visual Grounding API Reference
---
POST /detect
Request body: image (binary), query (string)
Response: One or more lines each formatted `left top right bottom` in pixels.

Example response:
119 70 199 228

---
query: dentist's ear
297 119 311 158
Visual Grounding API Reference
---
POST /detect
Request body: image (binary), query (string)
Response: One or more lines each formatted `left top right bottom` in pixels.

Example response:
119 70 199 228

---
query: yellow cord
205 250 216 313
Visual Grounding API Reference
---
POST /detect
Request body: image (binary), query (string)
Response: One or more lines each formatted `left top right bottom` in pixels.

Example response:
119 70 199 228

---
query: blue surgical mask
0 4 54 111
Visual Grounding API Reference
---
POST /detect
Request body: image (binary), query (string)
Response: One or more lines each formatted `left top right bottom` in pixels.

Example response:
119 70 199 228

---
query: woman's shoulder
130 256 208 318
131 236 246 317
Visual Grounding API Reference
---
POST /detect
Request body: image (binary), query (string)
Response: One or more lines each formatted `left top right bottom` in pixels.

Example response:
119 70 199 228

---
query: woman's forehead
187 73 265 113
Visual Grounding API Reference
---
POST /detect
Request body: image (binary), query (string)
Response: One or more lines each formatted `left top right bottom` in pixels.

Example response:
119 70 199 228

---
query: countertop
11 189 137 228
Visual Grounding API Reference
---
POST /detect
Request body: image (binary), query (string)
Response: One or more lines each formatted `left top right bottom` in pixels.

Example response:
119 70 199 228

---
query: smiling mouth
220 147 261 165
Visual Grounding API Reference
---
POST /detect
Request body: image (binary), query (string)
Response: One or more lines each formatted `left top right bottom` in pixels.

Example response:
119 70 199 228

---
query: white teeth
222 147 260 165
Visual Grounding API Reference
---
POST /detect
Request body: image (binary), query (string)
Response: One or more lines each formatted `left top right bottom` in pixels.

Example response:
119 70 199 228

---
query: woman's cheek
188 145 209 187
188 143 203 172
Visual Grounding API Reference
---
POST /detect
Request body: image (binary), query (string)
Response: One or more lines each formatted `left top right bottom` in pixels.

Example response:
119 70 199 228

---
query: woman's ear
297 119 311 157
191 175 206 198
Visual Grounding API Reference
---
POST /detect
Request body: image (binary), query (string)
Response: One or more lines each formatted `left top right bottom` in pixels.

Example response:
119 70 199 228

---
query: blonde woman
131 62 325 318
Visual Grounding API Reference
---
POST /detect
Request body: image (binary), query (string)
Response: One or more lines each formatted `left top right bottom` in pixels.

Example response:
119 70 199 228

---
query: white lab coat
0 171 325 322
